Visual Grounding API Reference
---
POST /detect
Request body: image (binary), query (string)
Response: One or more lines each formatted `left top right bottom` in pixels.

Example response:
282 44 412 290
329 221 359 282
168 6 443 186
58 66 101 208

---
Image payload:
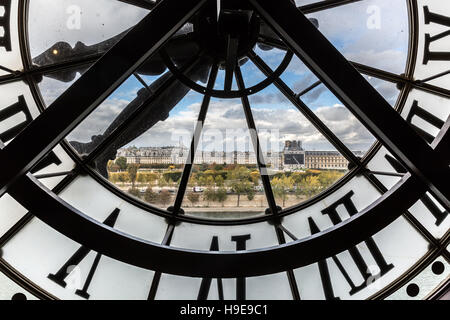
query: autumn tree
228 166 253 207
186 192 200 207
159 189 171 207
318 170 344 189
115 157 127 171
299 175 321 198
205 175 215 187
215 175 224 187
117 172 128 184
158 176 168 188
127 187 140 198
215 187 228 207
144 186 158 203
137 172 146 184
250 171 260 186
204 187 216 206
127 164 139 189
246 188 255 201
271 175 294 207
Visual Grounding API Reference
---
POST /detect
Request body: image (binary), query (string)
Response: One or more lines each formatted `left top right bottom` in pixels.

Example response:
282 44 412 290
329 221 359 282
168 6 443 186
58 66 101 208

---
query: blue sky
35 0 409 153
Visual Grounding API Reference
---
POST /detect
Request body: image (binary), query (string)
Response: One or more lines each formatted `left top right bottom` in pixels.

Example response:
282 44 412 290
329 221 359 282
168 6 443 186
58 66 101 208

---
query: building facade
117 141 363 171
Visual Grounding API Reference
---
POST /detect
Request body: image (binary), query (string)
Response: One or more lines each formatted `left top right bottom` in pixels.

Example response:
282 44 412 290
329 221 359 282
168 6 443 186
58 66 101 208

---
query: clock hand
69 56 212 178
32 26 198 82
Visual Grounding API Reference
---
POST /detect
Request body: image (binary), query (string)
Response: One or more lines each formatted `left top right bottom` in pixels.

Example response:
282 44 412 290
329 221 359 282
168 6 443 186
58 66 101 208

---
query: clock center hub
194 4 260 66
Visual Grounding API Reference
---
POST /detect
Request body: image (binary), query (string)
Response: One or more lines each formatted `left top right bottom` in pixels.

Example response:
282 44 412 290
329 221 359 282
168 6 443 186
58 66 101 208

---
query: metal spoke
235 66 279 213
249 50 361 166
0 54 101 86
296 80 321 98
0 171 78 247
277 225 298 241
413 81 450 99
362 171 444 251
147 223 175 300
172 63 219 214
0 65 16 74
236 66 301 299
417 70 450 84
34 171 75 180
224 36 239 91
367 170 405 178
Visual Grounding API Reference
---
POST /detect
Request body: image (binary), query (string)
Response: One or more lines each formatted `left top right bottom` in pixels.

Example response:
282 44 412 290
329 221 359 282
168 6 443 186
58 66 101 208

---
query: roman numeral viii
423 6 450 64
309 191 394 300
0 95 62 172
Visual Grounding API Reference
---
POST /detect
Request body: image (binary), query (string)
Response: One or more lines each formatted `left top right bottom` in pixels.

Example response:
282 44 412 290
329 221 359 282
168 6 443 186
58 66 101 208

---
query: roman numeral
197 234 251 300
406 100 445 144
0 95 62 173
232 234 251 300
385 154 448 226
48 208 120 299
423 6 450 64
309 191 394 299
0 95 32 144
0 0 12 52
197 236 224 300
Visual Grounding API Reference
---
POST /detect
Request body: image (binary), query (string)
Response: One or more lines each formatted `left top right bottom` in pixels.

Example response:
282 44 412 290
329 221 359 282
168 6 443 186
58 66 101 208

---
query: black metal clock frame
0 0 448 299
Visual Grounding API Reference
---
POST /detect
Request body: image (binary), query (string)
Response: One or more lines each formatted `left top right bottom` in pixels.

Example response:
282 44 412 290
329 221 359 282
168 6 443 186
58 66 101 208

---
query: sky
32 0 409 155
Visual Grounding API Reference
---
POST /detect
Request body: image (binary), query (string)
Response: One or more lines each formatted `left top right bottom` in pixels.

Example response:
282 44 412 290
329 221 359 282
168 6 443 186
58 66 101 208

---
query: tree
246 188 255 201
188 174 197 187
159 190 171 207
250 171 260 185
204 187 216 206
163 171 183 183
146 172 158 185
228 166 253 207
115 157 127 171
158 176 168 188
117 172 128 184
144 186 158 203
198 176 207 186
137 172 147 184
186 192 200 207
127 187 140 198
318 170 344 189
299 175 321 198
205 175 215 187
127 164 139 189
272 175 294 207
109 173 118 184
215 175 224 187
215 187 228 207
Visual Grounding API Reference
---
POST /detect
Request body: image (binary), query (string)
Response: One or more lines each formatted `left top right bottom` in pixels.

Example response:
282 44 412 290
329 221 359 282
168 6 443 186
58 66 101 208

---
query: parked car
193 186 204 193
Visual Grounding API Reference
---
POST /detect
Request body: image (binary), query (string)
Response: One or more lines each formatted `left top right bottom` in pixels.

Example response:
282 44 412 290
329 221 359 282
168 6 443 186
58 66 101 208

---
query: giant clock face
0 0 448 301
